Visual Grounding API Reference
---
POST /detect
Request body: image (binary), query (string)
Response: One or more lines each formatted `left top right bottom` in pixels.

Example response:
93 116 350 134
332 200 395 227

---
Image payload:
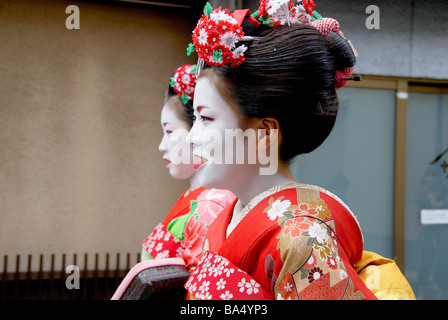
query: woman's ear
256 117 280 176
257 117 280 152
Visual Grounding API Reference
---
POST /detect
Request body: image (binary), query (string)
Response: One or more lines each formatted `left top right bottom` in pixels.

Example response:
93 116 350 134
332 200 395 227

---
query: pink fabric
182 217 207 270
111 257 185 300
196 189 237 226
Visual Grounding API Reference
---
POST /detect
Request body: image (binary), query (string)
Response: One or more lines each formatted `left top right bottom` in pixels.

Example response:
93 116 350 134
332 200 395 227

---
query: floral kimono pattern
142 187 236 270
185 251 268 300
185 183 378 300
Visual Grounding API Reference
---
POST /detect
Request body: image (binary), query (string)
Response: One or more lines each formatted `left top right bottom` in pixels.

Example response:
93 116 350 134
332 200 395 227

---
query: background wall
0 0 199 271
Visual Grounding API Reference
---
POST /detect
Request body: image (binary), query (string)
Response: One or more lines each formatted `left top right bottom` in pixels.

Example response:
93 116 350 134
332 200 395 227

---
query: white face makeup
158 101 195 180
187 77 259 191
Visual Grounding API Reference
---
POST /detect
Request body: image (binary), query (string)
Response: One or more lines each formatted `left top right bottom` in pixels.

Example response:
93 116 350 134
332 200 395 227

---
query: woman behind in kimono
140 64 236 270
184 1 415 300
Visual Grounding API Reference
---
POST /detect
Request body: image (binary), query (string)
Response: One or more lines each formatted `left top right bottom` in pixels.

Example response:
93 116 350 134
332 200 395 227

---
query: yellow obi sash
355 251 416 300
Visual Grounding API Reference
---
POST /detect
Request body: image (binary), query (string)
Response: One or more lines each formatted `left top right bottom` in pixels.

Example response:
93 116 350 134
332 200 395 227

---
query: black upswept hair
201 21 356 162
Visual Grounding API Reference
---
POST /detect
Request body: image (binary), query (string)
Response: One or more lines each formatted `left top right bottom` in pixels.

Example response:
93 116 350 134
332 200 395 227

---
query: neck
232 163 297 206
188 172 201 192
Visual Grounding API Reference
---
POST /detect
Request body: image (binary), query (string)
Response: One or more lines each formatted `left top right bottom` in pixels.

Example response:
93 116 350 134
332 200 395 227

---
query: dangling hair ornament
187 2 260 70
170 64 197 104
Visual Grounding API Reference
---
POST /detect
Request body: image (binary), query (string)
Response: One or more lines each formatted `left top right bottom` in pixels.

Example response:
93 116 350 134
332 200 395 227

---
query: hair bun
325 31 356 70
311 17 356 70
310 17 357 89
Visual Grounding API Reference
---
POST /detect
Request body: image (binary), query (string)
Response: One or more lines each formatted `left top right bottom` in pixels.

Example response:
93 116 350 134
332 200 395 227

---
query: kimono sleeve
273 216 356 300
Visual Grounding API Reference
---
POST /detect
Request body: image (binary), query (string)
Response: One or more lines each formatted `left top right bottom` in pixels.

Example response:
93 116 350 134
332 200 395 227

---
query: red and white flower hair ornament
187 3 261 72
170 64 197 104
255 0 315 26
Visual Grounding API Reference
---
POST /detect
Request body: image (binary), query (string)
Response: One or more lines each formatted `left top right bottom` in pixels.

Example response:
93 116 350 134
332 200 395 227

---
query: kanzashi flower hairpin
187 3 247 68
170 64 197 104
253 0 317 26
187 1 319 71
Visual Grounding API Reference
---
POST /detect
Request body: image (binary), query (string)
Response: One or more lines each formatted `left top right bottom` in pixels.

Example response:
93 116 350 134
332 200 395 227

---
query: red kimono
142 187 236 270
185 183 378 300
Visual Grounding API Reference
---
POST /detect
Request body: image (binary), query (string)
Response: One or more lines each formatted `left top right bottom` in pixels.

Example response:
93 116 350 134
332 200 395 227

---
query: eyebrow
196 106 209 113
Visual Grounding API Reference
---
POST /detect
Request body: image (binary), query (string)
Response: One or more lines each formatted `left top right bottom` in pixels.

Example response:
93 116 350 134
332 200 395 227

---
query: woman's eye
166 130 173 135
200 115 213 122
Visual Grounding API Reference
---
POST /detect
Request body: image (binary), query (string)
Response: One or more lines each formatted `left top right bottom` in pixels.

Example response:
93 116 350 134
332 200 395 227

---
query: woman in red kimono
140 64 235 270
183 1 414 299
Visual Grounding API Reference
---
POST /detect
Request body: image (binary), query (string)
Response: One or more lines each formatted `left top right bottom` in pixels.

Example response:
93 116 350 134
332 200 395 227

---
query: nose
158 134 168 153
186 121 201 147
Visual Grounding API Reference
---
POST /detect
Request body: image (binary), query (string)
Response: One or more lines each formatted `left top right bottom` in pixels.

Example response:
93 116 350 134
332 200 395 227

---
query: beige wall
0 0 197 271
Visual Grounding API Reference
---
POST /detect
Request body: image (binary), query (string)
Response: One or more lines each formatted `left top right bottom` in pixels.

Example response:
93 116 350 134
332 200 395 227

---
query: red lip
193 155 207 170
163 158 171 167
194 162 204 169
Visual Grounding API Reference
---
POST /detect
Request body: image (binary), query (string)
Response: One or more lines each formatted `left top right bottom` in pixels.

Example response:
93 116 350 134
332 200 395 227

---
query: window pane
290 87 396 258
405 91 448 300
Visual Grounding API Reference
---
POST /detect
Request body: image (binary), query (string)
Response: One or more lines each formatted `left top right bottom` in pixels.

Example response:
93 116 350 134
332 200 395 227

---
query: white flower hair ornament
254 0 316 26
170 64 197 104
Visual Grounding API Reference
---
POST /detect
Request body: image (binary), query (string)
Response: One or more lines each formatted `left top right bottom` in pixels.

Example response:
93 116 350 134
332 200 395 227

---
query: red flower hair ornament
187 3 261 71
170 64 197 104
